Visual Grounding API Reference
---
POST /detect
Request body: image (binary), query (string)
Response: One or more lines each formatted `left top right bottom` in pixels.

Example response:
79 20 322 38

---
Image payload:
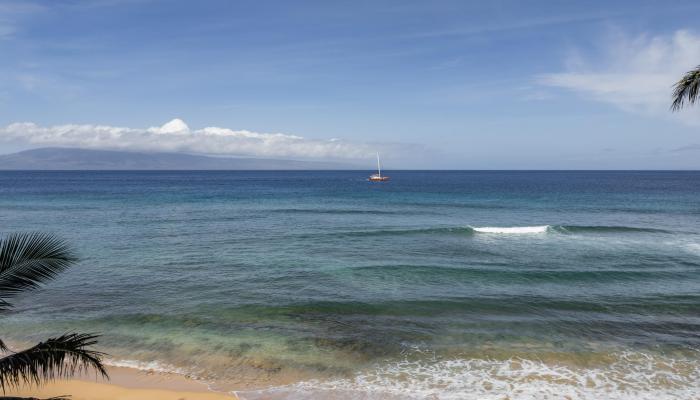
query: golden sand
3 366 238 400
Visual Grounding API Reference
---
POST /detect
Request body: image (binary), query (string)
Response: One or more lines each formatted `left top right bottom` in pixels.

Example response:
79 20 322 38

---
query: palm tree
671 65 700 111
0 233 108 394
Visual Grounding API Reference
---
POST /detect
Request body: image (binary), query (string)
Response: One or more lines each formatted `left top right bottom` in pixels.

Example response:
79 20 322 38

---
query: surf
235 351 700 400
471 225 550 234
320 224 671 239
469 225 671 235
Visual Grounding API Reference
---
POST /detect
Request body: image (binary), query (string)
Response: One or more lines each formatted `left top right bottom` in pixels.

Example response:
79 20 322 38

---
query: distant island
0 148 359 170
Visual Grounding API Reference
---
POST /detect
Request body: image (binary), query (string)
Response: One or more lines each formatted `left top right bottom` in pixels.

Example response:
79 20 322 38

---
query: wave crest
472 225 549 234
328 224 670 238
469 225 670 235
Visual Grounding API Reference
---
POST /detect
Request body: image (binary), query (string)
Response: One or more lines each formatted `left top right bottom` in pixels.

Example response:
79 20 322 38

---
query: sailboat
368 152 390 181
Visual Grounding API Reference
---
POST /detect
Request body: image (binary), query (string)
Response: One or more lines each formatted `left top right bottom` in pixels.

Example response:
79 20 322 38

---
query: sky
1 0 700 169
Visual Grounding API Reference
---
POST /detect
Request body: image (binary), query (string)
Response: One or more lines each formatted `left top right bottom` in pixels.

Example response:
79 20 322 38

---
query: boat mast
376 152 381 178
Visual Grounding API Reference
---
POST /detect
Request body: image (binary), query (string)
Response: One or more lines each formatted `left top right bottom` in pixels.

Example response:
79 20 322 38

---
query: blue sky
1 0 700 168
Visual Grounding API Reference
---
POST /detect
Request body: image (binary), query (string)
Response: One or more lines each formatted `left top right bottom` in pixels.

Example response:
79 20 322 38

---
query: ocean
1 170 699 399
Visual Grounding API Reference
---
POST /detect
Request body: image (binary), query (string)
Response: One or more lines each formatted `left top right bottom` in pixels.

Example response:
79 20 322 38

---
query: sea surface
1 171 699 399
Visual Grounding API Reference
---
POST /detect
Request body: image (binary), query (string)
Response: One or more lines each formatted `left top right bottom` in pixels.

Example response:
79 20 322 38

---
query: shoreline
3 348 700 399
3 365 239 400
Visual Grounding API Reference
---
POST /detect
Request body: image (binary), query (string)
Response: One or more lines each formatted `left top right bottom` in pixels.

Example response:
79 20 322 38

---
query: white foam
473 225 549 234
684 243 700 255
235 352 700 400
106 359 187 375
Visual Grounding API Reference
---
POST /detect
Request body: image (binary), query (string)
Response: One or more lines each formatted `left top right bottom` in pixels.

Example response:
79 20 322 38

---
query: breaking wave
469 225 671 235
106 358 189 375
334 225 672 237
472 225 549 234
235 352 700 400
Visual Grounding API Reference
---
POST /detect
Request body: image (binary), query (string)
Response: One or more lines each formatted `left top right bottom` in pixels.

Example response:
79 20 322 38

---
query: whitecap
472 225 549 234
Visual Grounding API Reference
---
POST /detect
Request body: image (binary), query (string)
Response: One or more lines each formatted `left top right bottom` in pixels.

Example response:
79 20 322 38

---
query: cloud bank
0 119 379 159
539 29 700 125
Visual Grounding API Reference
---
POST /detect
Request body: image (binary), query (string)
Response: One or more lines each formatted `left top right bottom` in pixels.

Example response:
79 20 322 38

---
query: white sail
369 152 389 181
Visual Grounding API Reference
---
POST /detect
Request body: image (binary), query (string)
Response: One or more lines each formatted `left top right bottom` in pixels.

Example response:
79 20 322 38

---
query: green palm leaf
0 333 108 392
0 233 77 311
671 65 700 111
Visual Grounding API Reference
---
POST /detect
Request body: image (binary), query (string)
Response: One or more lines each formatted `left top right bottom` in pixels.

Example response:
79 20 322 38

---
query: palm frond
671 65 700 111
0 233 77 311
0 333 108 392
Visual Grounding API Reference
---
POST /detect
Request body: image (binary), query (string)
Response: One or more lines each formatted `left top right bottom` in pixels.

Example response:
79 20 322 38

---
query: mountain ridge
0 148 360 170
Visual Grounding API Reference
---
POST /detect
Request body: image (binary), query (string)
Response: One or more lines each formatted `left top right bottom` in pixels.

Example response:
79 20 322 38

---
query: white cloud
539 30 700 125
0 119 380 159
148 118 190 135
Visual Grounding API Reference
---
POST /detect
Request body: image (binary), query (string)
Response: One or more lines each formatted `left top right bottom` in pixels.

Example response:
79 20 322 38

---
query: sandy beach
3 366 238 400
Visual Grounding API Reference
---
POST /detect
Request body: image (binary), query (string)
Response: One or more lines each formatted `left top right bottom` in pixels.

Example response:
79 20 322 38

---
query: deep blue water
1 171 699 399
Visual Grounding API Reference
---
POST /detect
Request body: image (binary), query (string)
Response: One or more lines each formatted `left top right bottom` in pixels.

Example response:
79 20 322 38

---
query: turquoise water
1 171 699 399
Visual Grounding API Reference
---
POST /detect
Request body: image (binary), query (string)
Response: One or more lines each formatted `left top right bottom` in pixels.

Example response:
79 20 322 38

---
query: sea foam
235 352 700 400
106 359 188 375
472 225 550 234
